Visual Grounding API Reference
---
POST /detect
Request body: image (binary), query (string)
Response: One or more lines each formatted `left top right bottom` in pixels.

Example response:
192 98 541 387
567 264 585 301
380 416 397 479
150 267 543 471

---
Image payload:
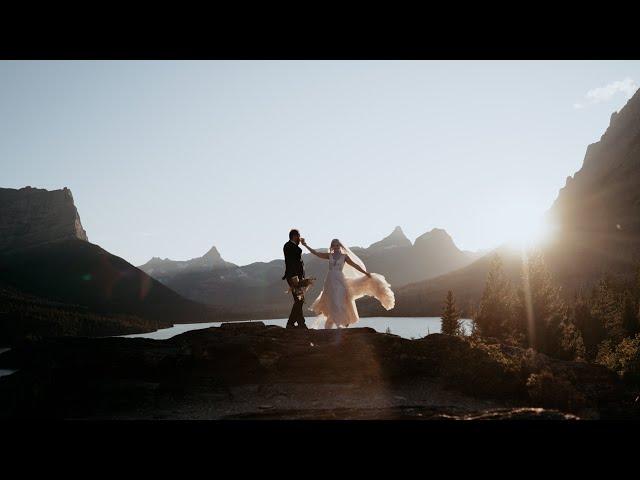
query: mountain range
138 226 484 317
0 185 482 341
0 187 227 344
4 87 640 339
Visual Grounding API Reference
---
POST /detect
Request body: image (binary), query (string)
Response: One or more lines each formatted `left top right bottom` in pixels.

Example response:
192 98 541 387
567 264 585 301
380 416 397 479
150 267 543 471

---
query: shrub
435 335 525 399
526 369 586 412
596 334 640 384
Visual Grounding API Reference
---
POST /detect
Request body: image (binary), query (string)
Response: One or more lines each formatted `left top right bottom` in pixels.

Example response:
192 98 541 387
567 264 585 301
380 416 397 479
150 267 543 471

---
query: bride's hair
330 239 345 253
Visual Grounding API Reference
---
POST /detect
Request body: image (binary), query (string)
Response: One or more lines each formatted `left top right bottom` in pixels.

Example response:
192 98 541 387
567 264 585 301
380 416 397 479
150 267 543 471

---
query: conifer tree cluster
473 255 516 341
469 252 640 381
440 290 462 335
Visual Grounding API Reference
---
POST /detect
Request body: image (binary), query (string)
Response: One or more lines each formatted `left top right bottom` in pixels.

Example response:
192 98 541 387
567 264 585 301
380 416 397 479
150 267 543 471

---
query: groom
282 228 308 329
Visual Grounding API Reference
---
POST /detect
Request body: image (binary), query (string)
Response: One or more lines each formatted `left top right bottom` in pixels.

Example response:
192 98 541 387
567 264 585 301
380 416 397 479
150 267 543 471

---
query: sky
2 61 640 266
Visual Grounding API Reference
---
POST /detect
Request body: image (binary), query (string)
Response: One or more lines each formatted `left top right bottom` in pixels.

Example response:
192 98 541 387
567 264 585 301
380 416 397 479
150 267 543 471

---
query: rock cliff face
380 88 640 317
0 187 87 252
547 88 640 275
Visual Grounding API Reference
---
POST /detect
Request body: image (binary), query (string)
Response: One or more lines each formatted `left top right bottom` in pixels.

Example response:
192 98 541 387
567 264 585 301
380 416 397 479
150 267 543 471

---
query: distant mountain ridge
138 225 483 317
140 245 237 280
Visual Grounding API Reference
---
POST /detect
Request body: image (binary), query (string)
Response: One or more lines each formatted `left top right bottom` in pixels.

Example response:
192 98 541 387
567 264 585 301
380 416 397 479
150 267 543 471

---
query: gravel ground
87 379 509 420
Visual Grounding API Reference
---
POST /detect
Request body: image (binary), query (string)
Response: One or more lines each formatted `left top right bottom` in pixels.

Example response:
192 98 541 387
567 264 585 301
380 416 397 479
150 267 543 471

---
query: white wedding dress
310 247 395 328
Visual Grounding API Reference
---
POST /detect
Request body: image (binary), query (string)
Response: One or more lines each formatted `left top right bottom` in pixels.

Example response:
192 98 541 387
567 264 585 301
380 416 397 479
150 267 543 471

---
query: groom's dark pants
287 290 307 329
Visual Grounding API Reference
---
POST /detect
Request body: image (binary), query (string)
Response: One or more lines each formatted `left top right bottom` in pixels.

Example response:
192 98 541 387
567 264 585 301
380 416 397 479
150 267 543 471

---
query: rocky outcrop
225 406 580 420
0 187 87 252
0 324 630 420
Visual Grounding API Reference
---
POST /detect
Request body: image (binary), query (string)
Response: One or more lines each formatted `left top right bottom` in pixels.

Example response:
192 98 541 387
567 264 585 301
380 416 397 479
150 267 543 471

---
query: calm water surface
0 348 16 378
121 317 472 341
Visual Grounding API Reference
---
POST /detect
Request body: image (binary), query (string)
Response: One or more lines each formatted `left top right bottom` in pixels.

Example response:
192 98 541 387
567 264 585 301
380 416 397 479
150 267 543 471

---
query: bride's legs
324 318 334 329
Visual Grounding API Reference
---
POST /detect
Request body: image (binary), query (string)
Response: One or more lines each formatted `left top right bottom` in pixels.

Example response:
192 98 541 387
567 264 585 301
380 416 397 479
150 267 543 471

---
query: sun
504 213 556 250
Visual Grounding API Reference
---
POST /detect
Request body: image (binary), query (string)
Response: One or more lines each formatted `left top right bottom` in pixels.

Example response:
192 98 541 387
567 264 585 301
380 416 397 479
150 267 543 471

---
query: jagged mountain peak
138 242 235 277
599 88 640 144
415 227 452 242
414 228 460 254
368 226 412 250
202 245 222 260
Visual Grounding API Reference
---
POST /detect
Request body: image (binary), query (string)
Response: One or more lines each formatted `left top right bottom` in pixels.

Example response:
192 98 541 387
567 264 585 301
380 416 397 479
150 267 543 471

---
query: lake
121 317 472 341
0 348 16 378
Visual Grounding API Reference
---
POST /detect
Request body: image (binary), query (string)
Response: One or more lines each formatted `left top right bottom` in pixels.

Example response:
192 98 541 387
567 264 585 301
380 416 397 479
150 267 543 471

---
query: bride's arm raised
300 239 329 259
345 255 371 276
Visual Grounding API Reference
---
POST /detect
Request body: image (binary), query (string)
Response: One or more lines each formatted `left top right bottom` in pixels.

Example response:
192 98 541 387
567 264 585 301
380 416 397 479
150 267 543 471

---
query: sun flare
504 213 556 250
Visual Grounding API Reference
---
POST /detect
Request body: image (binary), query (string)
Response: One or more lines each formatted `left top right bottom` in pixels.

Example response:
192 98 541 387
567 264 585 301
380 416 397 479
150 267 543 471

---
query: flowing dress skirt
310 270 394 328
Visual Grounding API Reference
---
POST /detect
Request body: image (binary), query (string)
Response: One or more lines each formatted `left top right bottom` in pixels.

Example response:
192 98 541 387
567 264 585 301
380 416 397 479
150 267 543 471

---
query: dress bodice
328 252 346 271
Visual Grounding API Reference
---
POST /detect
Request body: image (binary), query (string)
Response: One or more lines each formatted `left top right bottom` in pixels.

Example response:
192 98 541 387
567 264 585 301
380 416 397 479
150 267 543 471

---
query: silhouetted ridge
368 226 412 249
548 86 640 274
140 226 480 318
139 245 236 279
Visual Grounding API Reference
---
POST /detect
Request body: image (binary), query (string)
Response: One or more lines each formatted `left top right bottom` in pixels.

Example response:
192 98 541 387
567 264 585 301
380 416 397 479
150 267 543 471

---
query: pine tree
514 250 565 355
473 255 515 341
571 292 605 361
621 291 640 337
558 315 586 361
591 276 625 342
441 290 462 335
633 260 640 302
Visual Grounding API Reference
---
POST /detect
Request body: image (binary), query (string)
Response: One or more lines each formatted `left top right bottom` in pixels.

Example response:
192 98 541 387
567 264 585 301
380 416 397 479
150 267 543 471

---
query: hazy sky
2 61 640 266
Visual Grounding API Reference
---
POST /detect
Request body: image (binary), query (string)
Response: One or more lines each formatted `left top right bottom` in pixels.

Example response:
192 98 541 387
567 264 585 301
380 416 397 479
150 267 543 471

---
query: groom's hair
289 229 300 239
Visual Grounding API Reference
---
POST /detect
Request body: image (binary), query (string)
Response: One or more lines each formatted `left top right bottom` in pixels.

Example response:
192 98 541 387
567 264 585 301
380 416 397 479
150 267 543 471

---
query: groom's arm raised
300 239 329 259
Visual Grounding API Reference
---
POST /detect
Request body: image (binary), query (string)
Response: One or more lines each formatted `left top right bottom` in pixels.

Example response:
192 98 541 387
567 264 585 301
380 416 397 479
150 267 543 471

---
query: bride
301 238 395 329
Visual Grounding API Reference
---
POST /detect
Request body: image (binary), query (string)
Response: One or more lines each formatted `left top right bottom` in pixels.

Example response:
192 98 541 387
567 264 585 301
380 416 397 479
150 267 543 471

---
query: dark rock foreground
0 322 635 420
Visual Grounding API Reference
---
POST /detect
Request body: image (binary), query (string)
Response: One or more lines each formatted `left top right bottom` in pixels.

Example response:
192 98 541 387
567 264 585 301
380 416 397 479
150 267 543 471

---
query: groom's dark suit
283 241 307 329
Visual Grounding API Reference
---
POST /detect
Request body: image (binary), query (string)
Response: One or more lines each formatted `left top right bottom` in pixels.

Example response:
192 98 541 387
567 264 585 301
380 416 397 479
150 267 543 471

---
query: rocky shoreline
0 322 636 420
